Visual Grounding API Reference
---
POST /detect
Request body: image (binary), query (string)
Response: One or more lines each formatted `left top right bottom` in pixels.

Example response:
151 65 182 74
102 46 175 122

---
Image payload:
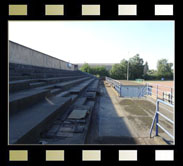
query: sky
9 21 174 69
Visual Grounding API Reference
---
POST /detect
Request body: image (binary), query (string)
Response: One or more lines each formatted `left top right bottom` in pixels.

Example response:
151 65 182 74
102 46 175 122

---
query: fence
105 77 121 96
145 83 174 104
106 77 174 104
106 77 148 98
149 99 174 141
105 77 174 142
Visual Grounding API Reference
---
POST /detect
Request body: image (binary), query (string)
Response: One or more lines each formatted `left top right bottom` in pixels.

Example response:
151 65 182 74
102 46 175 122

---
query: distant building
78 63 119 71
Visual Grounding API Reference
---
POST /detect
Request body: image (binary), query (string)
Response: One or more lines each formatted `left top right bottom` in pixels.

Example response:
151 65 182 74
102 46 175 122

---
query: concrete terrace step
9 75 85 92
9 89 50 116
74 97 87 106
36 77 89 91
87 80 99 92
85 92 97 100
9 73 83 81
49 77 91 95
36 80 98 144
55 79 95 98
69 79 95 94
10 67 80 75
38 75 84 84
10 65 82 74
89 79 99 88
9 77 91 115
9 96 72 144
44 97 96 144
9 79 40 92
10 63 74 73
29 82 46 88
10 75 35 81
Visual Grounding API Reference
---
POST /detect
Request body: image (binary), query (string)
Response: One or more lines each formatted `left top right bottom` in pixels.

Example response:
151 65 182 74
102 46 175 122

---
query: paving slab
68 109 88 119
56 132 74 137
59 126 75 132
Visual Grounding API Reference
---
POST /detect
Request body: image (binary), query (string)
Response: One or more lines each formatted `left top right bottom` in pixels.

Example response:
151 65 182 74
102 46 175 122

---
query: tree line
80 54 174 80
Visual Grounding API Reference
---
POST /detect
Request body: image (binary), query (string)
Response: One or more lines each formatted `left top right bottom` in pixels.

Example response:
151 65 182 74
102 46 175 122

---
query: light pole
127 61 129 81
127 51 130 81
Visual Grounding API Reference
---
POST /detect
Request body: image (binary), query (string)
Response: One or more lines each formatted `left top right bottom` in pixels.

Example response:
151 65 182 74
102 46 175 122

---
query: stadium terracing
9 41 174 145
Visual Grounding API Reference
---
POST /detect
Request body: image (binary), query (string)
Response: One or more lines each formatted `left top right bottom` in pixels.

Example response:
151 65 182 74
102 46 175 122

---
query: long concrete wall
9 41 78 71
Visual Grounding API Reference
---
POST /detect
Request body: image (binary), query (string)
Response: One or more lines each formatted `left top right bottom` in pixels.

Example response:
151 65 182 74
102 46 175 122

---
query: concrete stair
9 89 50 116
39 78 99 144
9 75 85 92
9 63 96 144
9 96 72 144
9 77 91 115
9 63 87 81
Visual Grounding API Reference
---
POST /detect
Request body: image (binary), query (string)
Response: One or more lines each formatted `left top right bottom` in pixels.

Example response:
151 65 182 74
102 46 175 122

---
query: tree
143 61 149 76
110 64 123 79
128 54 144 80
157 59 173 79
120 59 128 79
80 63 91 73
90 66 109 77
80 63 109 77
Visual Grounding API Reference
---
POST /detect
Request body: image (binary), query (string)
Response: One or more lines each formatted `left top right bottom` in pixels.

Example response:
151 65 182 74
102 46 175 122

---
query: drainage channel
39 79 99 144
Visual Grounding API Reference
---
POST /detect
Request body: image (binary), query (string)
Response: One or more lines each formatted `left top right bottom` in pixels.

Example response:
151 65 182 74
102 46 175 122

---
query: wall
120 85 146 97
9 41 78 71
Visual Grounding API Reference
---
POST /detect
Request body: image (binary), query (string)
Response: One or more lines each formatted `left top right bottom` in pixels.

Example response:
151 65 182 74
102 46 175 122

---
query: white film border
8 4 174 16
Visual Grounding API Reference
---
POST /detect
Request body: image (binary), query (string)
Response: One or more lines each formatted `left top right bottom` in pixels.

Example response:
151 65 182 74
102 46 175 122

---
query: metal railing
138 84 148 97
146 83 174 104
149 99 174 140
105 77 121 96
137 82 174 104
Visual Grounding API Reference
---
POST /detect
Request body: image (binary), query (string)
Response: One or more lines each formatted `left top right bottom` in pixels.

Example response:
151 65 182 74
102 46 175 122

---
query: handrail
146 82 174 89
105 77 121 96
138 84 148 97
145 83 174 104
149 99 174 140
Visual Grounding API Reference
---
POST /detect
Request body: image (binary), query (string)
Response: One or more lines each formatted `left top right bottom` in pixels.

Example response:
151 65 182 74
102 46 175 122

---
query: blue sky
9 21 174 69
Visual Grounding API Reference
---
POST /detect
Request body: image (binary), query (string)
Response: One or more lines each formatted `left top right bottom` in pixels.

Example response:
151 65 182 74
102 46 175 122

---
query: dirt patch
128 116 164 133
133 100 156 114
120 99 148 116
125 105 148 116
120 99 134 105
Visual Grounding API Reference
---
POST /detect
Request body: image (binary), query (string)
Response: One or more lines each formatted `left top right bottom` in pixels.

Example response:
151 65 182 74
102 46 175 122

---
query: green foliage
110 54 145 80
110 64 123 79
80 57 173 80
80 63 109 77
109 59 127 79
157 59 173 79
80 63 91 73
128 54 144 80
90 66 109 77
